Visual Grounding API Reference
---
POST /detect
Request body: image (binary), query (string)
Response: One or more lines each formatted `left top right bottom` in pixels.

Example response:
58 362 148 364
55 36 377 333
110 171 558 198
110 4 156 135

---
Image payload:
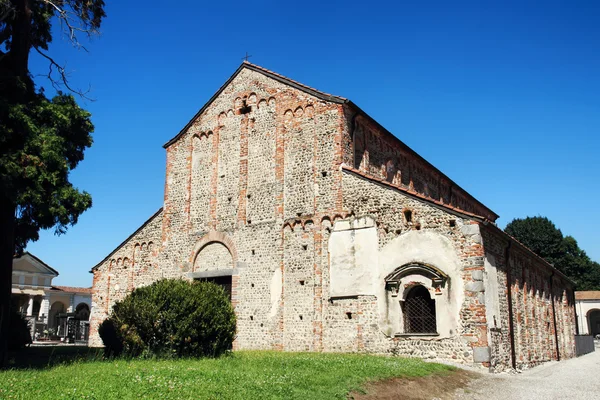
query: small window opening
321 171 327 177
228 196 232 202
220 174 225 178
299 280 305 286
415 223 421 231
299 315 303 321
250 315 254 321
260 323 264 327
449 219 456 228
403 285 437 334
247 194 251 199
251 283 255 288
247 219 251 224
302 244 308 250
296 212 302 217
404 210 412 223
395 229 402 235
251 249 255 255
239 100 251 114
346 312 353 320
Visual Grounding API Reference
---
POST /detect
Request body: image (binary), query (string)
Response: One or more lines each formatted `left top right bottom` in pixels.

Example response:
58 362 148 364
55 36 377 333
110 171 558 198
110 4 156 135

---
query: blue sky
26 0 600 287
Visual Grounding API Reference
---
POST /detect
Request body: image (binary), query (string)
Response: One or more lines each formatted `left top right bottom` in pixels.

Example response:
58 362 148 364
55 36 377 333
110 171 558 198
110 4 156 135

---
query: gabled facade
89 63 576 371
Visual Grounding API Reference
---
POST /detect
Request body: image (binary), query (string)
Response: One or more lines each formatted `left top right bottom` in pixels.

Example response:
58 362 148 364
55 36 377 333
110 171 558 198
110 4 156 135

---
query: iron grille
403 287 437 334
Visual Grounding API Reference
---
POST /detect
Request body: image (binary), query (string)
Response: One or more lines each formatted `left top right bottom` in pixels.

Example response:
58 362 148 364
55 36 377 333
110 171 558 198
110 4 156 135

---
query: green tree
504 216 564 266
0 0 105 366
505 216 600 290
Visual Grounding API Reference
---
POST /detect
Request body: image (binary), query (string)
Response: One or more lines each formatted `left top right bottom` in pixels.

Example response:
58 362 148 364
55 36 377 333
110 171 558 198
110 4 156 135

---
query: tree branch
42 0 98 51
33 45 94 100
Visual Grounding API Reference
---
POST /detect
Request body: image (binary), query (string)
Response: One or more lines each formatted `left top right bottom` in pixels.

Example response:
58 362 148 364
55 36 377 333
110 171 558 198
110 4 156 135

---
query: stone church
89 62 576 371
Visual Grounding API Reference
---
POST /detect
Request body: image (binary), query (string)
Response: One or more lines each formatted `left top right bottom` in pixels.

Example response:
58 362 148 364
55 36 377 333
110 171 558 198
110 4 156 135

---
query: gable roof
13 252 59 276
163 62 499 221
163 62 347 148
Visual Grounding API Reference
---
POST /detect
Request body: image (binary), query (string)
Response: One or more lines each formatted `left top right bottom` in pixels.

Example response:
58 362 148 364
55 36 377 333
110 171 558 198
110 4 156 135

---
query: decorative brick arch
190 231 238 266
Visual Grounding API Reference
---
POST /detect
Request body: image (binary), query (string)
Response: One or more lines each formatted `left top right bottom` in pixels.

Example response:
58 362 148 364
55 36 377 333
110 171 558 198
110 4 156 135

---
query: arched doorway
74 303 90 321
193 241 234 299
48 301 66 331
588 309 600 337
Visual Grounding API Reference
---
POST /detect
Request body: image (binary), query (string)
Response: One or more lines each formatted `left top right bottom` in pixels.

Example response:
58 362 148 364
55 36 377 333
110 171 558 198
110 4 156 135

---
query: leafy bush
99 279 236 358
8 311 32 350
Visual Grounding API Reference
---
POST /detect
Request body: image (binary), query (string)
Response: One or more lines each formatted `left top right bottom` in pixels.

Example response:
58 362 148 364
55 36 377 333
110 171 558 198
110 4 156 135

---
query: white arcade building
11 252 92 342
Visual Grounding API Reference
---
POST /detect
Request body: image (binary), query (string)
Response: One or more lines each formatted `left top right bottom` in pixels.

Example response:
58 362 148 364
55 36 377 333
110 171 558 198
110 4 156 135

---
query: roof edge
345 100 500 222
162 62 347 149
480 222 575 287
15 252 59 276
90 207 163 272
341 165 488 222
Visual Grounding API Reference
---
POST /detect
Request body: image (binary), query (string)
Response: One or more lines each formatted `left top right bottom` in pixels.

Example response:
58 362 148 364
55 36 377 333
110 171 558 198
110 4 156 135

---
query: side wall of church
323 171 489 364
480 226 576 372
88 209 163 346
340 109 496 221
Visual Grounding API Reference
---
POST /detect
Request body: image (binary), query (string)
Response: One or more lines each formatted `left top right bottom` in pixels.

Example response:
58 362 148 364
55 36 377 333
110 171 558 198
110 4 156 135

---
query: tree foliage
505 216 600 290
1 90 93 253
0 0 105 366
99 279 237 359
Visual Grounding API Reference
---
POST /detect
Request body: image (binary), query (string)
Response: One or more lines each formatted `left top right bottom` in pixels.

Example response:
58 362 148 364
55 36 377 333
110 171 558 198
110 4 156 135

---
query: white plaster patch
269 268 282 319
377 230 464 339
329 217 378 297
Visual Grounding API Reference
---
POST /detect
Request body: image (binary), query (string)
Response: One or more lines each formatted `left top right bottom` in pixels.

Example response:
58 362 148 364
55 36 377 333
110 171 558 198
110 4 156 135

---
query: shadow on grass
7 346 105 370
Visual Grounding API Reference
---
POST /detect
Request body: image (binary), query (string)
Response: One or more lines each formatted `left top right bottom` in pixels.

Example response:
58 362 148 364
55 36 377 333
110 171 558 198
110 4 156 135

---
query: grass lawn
0 348 455 399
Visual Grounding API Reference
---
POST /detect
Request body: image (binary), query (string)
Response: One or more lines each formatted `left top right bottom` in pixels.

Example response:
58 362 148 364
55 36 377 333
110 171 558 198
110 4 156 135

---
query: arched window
75 303 90 321
403 285 437 334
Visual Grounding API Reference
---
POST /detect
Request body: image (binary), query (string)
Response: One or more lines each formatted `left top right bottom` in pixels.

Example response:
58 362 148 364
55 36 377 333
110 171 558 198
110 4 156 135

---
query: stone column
26 296 34 316
68 294 75 313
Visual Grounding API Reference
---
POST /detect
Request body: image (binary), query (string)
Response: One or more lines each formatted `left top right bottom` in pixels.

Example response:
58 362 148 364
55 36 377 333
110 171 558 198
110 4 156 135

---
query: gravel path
454 348 600 400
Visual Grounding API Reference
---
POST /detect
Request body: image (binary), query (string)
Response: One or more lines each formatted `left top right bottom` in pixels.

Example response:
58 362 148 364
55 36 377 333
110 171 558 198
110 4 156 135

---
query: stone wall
325 170 487 364
340 111 497 221
480 224 576 372
89 209 163 346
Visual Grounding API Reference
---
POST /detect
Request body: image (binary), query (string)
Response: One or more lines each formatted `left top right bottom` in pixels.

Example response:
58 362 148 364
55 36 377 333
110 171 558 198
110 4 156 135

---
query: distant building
12 252 92 342
575 291 600 337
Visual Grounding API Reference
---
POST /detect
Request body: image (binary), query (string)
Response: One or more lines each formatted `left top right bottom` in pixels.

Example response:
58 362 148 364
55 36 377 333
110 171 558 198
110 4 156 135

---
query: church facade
89 62 576 371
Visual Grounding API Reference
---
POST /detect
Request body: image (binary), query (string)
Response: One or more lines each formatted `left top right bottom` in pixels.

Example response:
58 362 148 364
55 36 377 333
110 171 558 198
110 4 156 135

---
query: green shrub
97 318 123 357
8 311 32 350
99 279 236 358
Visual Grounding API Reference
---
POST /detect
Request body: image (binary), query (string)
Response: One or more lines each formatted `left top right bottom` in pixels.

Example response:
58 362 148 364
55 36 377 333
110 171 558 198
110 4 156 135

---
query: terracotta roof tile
575 291 600 300
52 286 93 294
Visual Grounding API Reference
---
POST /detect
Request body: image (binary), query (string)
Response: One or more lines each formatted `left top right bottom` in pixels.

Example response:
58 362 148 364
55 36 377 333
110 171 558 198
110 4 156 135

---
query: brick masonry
88 63 575 370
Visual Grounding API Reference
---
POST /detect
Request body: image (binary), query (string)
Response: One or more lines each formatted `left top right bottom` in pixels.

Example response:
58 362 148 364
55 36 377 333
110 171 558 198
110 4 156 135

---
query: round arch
48 301 67 330
190 231 238 267
587 309 600 337
75 303 90 321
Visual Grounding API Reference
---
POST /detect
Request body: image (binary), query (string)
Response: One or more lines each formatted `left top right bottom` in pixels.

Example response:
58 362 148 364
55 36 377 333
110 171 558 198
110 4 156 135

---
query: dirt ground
350 369 479 400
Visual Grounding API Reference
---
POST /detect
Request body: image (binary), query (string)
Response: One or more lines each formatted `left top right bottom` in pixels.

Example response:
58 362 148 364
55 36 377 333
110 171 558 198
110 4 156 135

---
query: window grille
403 285 437 334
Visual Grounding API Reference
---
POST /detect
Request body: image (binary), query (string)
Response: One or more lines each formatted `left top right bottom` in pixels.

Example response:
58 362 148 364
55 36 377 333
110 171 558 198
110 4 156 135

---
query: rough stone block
471 270 484 281
466 281 485 292
473 346 490 363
